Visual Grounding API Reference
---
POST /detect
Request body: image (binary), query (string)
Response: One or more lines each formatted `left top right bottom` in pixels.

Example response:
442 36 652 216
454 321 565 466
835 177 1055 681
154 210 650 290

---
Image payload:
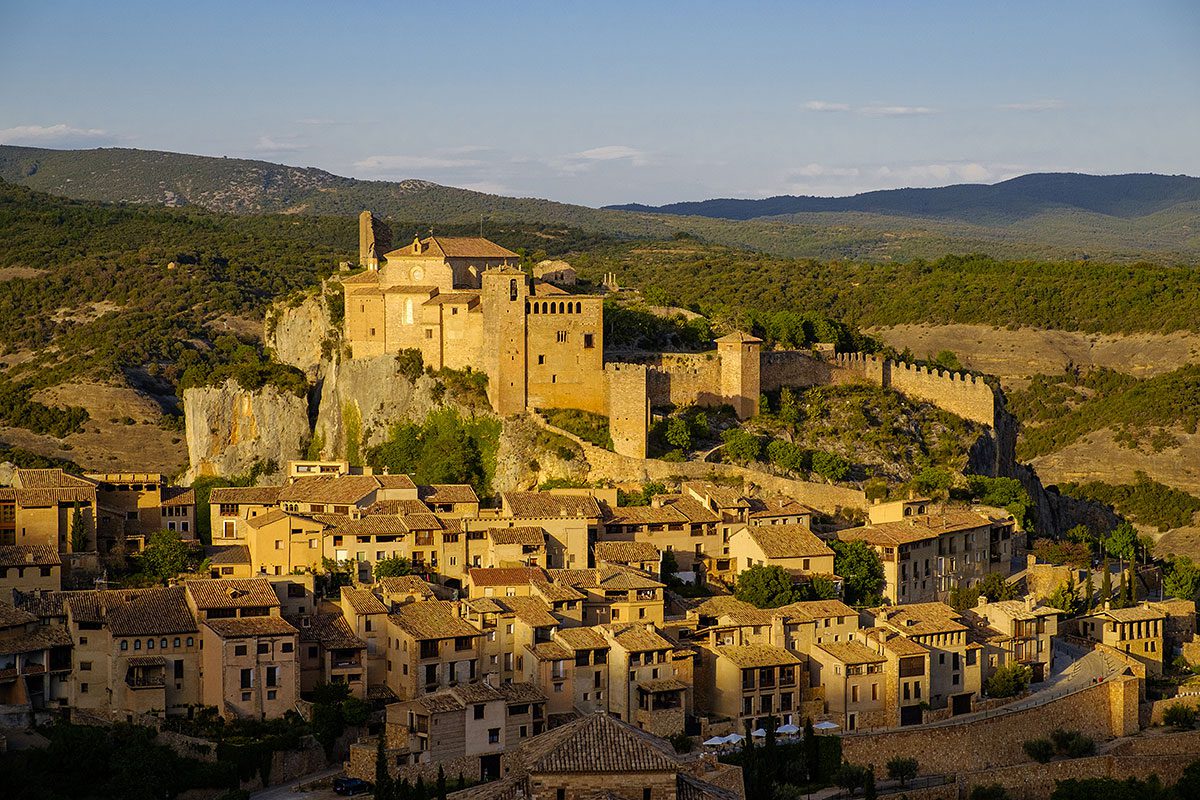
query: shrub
721 428 764 463
1023 738 1054 763
969 784 1010 800
811 450 850 482
1163 703 1198 730
766 439 810 473
1050 729 1095 758
395 348 424 382
986 663 1032 698
885 757 918 787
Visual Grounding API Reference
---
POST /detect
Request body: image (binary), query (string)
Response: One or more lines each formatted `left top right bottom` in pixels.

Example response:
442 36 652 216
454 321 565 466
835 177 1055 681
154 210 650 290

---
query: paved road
249 766 345 800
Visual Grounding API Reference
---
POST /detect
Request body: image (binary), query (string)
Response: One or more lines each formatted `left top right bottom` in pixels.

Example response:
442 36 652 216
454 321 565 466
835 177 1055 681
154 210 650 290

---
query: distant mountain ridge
605 173 1200 223
3 145 1200 262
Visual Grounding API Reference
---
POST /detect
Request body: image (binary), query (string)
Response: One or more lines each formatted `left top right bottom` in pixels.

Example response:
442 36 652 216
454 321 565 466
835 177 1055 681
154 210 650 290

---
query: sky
1 1 1199 207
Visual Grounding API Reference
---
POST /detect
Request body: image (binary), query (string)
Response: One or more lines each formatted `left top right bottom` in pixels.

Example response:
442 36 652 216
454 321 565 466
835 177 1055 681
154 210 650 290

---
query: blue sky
2 1 1198 206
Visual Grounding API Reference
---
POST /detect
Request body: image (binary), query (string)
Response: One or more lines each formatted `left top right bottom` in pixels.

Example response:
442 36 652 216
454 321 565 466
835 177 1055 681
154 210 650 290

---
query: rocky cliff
265 284 340 379
182 379 310 482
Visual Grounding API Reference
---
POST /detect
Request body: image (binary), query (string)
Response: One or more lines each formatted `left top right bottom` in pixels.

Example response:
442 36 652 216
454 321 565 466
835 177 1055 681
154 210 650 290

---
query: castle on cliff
345 212 1006 464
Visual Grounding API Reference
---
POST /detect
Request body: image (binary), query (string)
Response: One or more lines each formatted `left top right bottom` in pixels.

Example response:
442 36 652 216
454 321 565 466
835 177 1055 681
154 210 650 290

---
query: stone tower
716 331 763 420
606 363 649 458
358 211 392 269
481 267 529 415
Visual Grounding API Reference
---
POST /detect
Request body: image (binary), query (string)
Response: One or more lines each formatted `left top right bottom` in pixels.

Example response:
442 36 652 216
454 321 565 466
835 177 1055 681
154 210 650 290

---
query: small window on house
474 704 485 720
235 645 247 656
556 331 567 343
583 333 594 349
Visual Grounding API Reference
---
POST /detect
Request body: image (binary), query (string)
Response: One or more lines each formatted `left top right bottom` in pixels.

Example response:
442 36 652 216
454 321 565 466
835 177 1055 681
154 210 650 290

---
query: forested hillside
5 146 1200 261
570 239 1200 335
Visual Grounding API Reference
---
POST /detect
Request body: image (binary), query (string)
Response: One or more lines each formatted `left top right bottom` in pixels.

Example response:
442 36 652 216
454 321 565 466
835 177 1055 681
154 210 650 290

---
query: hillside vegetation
6 146 1200 261
571 240 1200 336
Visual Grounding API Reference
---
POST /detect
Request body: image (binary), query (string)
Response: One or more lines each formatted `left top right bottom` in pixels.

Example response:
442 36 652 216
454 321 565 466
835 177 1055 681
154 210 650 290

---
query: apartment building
599 493 721 579
724 524 835 585
710 642 803 729
385 600 481 700
967 597 1060 683
0 544 61 602
0 600 71 713
1076 603 1168 676
0 469 97 553
809 640 888 731
289 612 367 698
601 623 689 736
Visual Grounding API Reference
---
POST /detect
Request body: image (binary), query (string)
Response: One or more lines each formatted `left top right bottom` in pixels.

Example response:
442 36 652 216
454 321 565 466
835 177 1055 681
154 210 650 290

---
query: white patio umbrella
703 736 727 746
777 723 801 735
813 721 840 731
724 733 745 744
751 728 767 738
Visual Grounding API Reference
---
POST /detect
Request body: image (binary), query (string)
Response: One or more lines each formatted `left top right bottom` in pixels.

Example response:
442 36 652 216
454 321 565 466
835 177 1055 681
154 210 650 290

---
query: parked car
333 777 373 796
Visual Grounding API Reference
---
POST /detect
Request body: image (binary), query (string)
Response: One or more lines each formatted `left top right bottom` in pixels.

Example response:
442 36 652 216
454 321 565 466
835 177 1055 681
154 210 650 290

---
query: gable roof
65 586 198 636
278 475 380 505
504 492 602 519
185 579 280 610
593 541 660 564
209 486 281 505
386 236 518 260
716 643 802 668
419 484 480 504
468 567 547 587
519 712 678 773
205 616 298 639
0 545 61 567
488 526 546 546
840 509 1001 547
740 524 833 559
342 587 389 616
389 601 480 640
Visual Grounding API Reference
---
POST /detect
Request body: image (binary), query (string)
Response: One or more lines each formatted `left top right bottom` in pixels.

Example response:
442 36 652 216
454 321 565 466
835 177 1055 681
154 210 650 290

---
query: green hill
4 145 1200 262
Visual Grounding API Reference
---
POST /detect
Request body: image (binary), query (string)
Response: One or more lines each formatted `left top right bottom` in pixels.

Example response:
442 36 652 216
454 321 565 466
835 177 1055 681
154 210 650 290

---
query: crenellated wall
621 352 724 408
884 360 998 429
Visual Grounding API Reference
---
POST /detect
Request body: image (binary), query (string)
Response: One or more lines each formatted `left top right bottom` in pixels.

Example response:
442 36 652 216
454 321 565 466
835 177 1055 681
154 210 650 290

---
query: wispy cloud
859 105 938 117
353 154 486 173
803 100 851 112
999 99 1065 112
776 160 1033 196
802 101 938 117
549 145 651 176
787 163 861 178
0 123 114 147
294 117 345 126
253 135 307 153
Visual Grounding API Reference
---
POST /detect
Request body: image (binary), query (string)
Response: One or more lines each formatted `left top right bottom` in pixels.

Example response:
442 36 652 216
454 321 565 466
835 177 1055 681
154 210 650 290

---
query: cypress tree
1101 565 1112 606
1083 569 1095 611
804 718 819 782
374 734 394 800
1128 565 1139 603
415 776 428 800
437 765 447 800
399 778 412 800
864 765 877 800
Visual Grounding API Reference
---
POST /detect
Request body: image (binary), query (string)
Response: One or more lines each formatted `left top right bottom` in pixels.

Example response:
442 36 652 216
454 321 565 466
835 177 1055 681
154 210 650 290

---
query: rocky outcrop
265 285 339 380
183 380 310 482
312 355 440 462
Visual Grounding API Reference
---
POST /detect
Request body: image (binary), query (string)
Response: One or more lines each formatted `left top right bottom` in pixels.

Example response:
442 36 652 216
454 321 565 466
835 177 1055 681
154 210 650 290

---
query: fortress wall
531 413 865 512
840 676 1139 777
759 350 834 390
620 353 724 408
885 360 999 428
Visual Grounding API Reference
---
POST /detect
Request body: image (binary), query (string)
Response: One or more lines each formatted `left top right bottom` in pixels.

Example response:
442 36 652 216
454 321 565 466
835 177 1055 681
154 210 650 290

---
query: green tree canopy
831 540 884 606
735 565 802 608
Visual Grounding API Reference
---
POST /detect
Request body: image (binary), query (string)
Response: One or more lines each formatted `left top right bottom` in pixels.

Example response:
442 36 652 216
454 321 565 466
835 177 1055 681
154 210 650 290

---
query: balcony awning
637 677 689 693
126 656 167 668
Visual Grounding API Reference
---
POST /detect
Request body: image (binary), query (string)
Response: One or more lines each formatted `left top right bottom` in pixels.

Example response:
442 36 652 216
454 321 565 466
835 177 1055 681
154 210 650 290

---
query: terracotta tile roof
125 655 167 668
376 474 418 490
185 579 280 610
549 566 663 591
0 602 37 628
638 677 690 693
468 567 547 587
332 516 409 536
677 771 743 800
13 468 94 489
387 236 518 260
554 627 609 651
498 596 558 628
389 600 480 640
341 271 380 286
815 640 887 666
593 541 659 564
0 544 60 567
161 487 196 507
861 627 929 657
1095 604 1167 623
497 682 546 704
244 508 291 530
364 498 433 516
66 587 198 636
531 580 586 602
420 484 480 504
465 597 506 615
657 495 721 524
874 602 968 636
209 486 281 505
205 616 298 639
841 510 1002 547
0 624 72 654
527 641 573 661
488 526 546 546
13 487 95 506
683 481 749 511
290 613 365 649
688 596 774 627
741 524 833 559
504 492 601 519
205 545 251 565
714 331 762 345
747 495 814 519
278 476 379 505
401 512 443 531
422 292 482 307
518 712 678 773
604 623 674 652
12 590 68 619
342 587 389 616
378 576 439 600
603 504 687 526
716 643 802 668
774 599 857 621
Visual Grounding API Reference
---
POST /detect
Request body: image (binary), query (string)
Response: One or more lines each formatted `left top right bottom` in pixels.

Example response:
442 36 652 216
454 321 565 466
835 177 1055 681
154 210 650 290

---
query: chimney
976 595 989 607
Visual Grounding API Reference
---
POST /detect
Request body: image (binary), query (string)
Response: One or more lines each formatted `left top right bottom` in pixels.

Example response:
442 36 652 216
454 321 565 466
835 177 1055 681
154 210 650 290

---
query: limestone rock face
183 380 310 482
312 355 438 461
492 414 587 493
265 288 337 380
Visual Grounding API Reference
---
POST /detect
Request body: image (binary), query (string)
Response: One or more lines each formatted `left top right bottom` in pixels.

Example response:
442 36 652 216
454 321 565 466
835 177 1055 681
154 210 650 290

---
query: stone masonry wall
840 676 1140 776
606 363 649 458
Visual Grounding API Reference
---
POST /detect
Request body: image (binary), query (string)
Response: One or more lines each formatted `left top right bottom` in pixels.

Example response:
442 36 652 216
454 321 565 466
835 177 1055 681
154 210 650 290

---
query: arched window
550 302 558 314
509 279 518 301
405 298 414 325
